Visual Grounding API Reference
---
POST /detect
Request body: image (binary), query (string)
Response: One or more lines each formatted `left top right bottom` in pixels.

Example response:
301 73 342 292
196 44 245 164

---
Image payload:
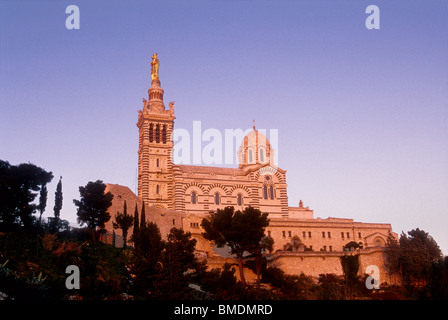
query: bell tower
137 54 175 209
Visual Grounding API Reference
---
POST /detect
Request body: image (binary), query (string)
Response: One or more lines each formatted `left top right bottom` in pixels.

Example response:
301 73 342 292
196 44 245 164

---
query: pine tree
74 180 113 242
201 206 270 284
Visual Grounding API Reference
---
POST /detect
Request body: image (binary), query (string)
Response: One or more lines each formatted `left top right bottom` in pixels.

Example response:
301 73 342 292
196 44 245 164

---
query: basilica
103 54 399 284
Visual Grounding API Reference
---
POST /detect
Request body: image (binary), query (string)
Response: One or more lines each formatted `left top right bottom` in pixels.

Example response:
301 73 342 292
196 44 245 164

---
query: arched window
249 149 253 163
156 158 159 167
156 185 159 194
214 192 220 205
155 124 160 143
162 125 167 144
269 186 274 199
237 194 243 206
149 123 154 142
191 191 197 204
259 149 264 162
263 186 268 199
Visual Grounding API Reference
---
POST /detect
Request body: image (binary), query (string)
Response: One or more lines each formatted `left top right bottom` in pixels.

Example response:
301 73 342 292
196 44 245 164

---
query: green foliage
130 225 206 299
153 228 206 299
73 180 113 241
344 241 360 251
201 206 270 283
428 256 448 299
384 228 442 293
261 267 315 299
340 254 360 283
129 221 164 296
38 183 48 225
140 201 146 228
0 160 53 231
132 202 139 236
53 177 63 224
0 230 130 300
200 263 238 296
78 242 130 299
317 274 345 300
113 200 133 248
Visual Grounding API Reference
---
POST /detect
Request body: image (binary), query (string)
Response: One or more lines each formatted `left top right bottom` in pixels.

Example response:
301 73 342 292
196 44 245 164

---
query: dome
237 128 273 168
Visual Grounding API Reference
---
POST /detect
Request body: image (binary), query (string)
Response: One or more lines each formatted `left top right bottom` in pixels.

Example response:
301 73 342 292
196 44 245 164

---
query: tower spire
137 53 176 209
146 53 164 112
150 53 160 82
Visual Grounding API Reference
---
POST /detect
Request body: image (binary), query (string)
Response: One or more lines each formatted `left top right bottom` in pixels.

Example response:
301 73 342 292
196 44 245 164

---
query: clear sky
1 0 447 254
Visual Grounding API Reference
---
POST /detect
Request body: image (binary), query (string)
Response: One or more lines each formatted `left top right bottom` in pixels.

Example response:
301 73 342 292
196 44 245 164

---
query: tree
73 180 113 241
429 256 448 299
133 202 139 236
140 201 146 228
0 160 53 231
201 206 269 284
340 253 360 299
112 200 134 249
130 221 164 295
155 228 206 298
53 177 63 219
384 228 442 291
38 183 48 227
284 235 303 251
49 176 63 232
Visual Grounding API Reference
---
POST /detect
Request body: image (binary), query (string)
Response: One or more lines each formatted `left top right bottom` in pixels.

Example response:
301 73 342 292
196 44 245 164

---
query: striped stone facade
104 57 400 283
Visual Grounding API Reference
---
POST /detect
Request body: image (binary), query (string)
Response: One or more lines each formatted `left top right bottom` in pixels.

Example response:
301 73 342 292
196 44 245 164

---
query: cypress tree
53 177 63 220
133 203 139 236
38 183 48 226
52 176 63 232
112 200 133 249
140 201 146 228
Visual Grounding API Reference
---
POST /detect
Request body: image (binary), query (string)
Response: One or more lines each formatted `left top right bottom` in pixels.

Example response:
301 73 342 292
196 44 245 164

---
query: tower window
269 186 274 199
260 149 264 162
214 192 220 205
155 124 160 143
156 185 159 194
162 125 167 144
149 123 154 142
191 191 197 204
263 186 268 199
156 158 159 167
249 149 253 163
237 194 243 206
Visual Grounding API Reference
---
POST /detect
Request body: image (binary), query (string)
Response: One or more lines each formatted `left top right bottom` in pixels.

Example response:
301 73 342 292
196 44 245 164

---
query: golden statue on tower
151 53 160 80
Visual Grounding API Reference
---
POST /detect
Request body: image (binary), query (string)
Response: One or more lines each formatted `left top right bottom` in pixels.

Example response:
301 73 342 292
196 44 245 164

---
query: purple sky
1 0 447 254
